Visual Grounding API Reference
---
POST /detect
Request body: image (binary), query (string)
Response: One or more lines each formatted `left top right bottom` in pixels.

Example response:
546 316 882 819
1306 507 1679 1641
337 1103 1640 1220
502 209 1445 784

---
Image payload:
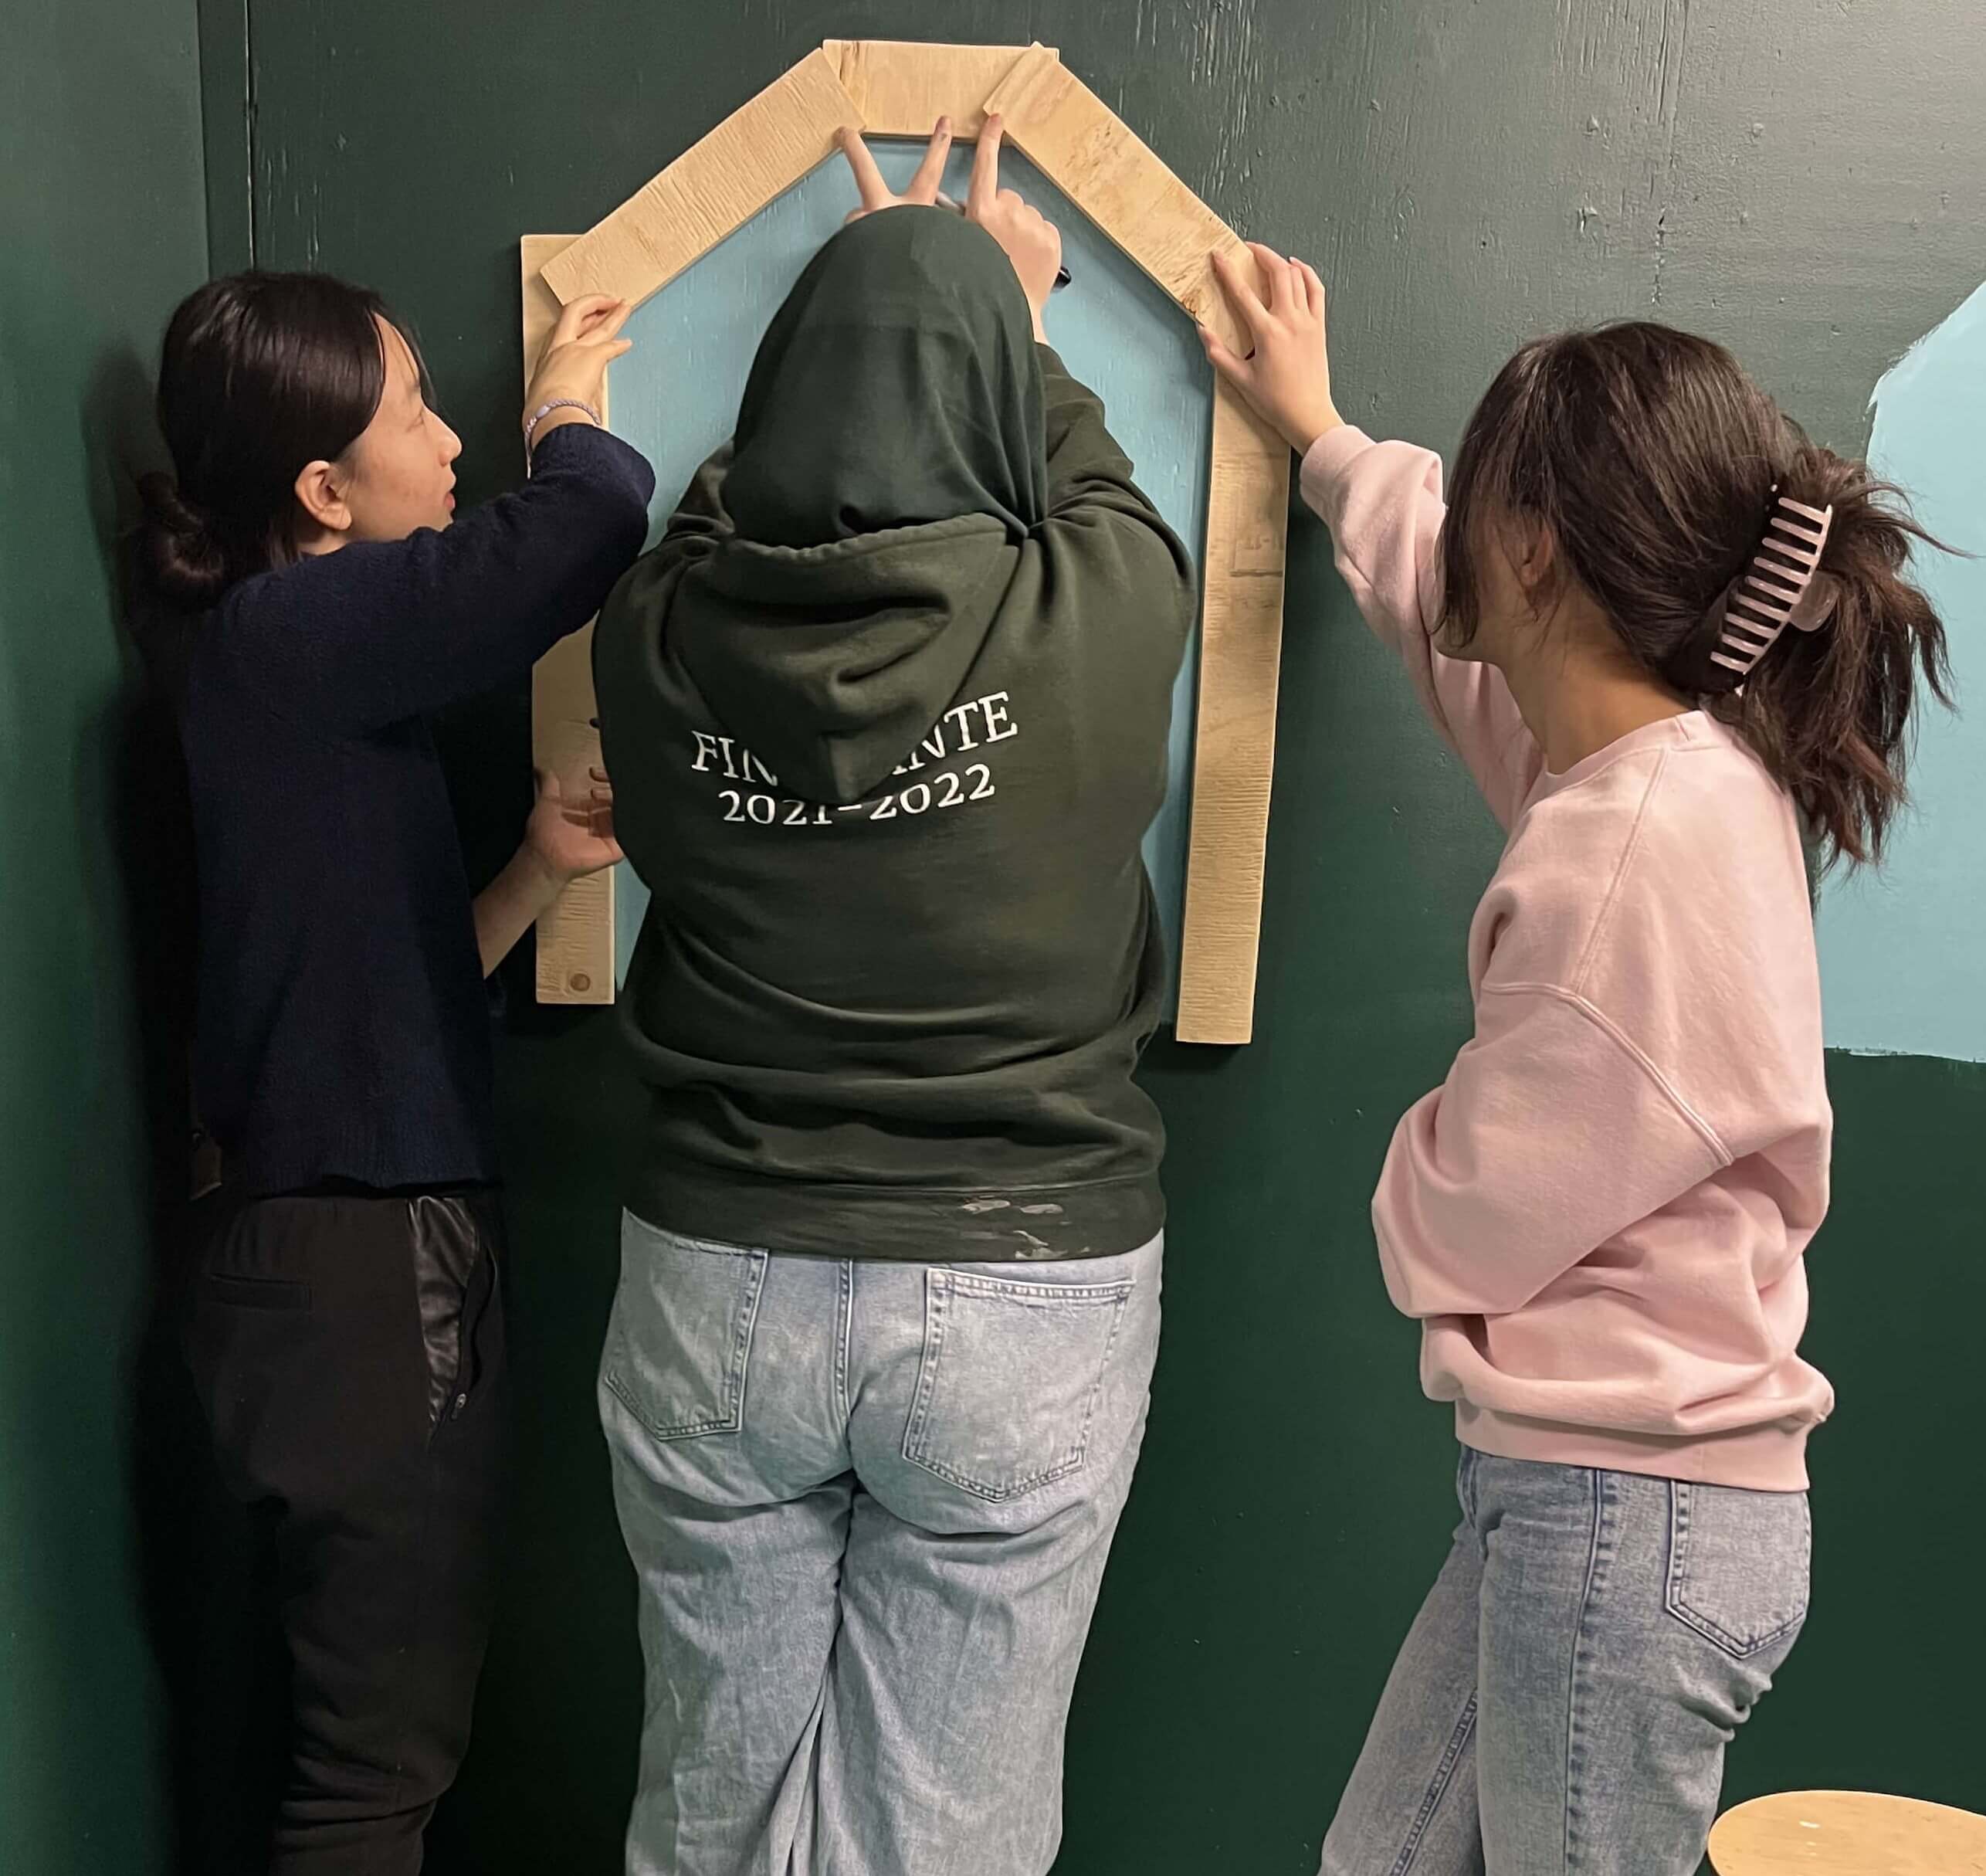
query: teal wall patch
1818 280 1986 1064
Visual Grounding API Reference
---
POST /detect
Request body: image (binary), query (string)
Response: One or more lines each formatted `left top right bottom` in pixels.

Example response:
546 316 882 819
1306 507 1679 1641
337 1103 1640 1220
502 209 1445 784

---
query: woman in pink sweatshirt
1201 252 1950 1873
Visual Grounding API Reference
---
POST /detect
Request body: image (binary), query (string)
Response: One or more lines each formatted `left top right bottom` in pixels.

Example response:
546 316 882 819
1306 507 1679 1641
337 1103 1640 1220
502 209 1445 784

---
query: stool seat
1709 1789 1986 1874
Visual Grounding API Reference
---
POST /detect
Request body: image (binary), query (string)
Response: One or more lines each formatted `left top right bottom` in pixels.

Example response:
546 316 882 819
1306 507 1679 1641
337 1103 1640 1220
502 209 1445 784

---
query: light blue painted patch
600 143 1213 1001
1817 279 1986 1063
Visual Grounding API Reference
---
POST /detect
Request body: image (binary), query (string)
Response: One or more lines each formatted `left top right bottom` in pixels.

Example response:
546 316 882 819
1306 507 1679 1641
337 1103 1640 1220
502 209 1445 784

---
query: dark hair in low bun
137 469 229 605
1442 321 1953 868
141 271 424 609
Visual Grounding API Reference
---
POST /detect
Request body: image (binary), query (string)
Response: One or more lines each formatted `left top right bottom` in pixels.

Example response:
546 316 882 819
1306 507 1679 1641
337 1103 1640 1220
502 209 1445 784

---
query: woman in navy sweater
139 271 654 1873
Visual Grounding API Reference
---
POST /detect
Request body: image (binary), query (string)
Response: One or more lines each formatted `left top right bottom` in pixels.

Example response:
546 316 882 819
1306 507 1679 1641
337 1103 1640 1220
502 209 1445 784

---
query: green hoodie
594 206 1195 1262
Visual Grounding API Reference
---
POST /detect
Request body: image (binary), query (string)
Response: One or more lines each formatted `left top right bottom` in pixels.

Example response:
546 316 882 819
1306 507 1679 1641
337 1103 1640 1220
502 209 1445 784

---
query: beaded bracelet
523 398 602 472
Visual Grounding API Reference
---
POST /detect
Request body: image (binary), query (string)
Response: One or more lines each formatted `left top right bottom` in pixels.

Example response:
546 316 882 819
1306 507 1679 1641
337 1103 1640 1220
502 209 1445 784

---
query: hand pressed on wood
526 764 622 883
1201 244 1342 456
524 294 632 443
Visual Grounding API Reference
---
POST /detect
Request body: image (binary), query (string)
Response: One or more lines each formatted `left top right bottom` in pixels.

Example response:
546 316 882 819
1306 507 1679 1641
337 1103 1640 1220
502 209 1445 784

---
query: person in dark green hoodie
591 118 1195 1876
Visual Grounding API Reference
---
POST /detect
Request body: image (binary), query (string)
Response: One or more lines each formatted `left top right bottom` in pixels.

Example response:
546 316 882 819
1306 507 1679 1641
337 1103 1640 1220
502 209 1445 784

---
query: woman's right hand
524 293 633 442
1201 245 1342 455
963 117 1062 338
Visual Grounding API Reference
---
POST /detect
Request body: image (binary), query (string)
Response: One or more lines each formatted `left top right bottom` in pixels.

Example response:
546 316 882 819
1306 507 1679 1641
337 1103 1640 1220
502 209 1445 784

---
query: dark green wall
229 3 1986 1870
0 3 210 1871
8 2 1979 1869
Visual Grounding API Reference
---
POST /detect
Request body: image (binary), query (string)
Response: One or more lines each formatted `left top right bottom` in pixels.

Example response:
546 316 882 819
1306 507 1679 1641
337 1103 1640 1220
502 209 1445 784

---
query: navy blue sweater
165 423 655 1196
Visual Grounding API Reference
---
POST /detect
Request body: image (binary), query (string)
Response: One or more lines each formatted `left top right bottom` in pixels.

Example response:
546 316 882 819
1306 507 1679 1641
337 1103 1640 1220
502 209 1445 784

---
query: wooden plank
823 39 1054 137
522 234 615 1006
981 44 1254 355
1173 383 1289 1044
540 48 863 309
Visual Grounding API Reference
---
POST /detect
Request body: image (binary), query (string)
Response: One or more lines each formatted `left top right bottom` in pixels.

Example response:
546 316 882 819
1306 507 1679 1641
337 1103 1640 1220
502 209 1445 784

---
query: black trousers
180 1187 509 1874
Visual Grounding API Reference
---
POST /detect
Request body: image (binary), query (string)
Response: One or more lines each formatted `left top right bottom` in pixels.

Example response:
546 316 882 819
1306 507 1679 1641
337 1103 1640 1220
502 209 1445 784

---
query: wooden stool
1709 1789 1986 1874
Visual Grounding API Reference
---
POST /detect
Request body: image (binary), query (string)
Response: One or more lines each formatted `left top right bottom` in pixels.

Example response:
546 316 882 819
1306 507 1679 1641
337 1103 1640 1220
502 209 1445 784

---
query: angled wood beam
823 39 1056 136
540 48 863 308
981 44 1255 356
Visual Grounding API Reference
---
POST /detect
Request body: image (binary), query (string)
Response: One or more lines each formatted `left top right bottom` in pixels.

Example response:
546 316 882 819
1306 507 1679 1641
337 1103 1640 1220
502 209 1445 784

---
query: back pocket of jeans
1665 1481 1811 1658
602 1222 767 1441
903 1269 1135 1502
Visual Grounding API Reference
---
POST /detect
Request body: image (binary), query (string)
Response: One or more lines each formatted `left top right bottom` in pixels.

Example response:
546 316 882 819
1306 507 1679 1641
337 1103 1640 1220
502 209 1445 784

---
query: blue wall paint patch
602 144 1214 999
1817 279 1986 1064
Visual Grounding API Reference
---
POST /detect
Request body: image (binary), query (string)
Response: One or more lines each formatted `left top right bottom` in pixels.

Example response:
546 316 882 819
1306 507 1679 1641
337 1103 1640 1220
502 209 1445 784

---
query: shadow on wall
100 346 329 1871
86 344 276 1871
0 318 196 1867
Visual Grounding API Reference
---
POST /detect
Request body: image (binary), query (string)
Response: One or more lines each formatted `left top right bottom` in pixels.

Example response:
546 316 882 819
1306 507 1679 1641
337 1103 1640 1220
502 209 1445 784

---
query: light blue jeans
598 1212 1163 1876
1323 1449 1811 1874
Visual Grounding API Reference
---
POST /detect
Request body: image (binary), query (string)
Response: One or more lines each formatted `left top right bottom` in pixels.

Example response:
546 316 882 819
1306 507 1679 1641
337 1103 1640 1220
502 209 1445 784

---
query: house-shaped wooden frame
521 39 1287 1043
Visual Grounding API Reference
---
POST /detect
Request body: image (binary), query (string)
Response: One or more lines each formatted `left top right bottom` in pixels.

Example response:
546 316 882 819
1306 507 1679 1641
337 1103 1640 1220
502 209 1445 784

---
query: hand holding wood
1201 245 1342 455
526 763 622 882
524 294 633 442
962 116 1062 338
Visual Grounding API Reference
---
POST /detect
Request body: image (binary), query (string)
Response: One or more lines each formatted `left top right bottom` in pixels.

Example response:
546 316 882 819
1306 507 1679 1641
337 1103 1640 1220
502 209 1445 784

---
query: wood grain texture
981 43 1253 355
824 38 1054 136
1174 382 1289 1043
522 234 615 1006
1708 1789 1986 1874
539 48 863 308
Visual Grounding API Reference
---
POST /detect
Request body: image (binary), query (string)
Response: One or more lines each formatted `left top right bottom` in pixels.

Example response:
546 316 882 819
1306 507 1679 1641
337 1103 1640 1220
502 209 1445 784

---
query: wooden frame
525 40 1287 1042
522 234 617 1003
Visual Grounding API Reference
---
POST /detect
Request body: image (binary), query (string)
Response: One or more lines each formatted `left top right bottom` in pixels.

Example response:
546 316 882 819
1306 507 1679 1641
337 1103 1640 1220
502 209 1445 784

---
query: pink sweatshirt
1302 427 1835 1491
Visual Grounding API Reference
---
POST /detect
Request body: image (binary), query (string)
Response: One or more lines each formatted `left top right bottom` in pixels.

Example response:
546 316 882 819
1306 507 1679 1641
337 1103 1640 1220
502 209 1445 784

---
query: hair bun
138 471 229 606
138 470 210 538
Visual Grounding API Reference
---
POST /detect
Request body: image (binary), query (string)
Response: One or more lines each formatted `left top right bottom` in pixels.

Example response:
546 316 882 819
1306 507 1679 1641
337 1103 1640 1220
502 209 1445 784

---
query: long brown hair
140 272 426 607
1441 321 1951 867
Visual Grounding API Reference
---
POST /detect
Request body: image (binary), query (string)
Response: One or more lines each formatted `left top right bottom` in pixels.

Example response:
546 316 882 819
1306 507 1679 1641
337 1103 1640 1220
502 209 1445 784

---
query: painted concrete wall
225 5 1986 1868
3 2 1973 1870
0 3 210 1870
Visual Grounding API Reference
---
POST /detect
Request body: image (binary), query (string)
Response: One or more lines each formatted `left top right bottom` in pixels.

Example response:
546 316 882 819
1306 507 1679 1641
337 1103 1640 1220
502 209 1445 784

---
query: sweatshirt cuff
1297 424 1374 521
529 419 658 505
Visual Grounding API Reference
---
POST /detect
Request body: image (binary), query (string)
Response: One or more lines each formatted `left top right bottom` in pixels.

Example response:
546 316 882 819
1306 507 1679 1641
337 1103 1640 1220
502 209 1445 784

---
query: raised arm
222 425 654 732
1201 246 1541 826
1039 348 1195 618
218 293 656 733
1300 429 1540 824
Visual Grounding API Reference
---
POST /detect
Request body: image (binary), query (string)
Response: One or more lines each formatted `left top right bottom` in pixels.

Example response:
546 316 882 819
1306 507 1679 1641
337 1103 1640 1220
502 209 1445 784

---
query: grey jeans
1323 1449 1811 1875
598 1212 1164 1876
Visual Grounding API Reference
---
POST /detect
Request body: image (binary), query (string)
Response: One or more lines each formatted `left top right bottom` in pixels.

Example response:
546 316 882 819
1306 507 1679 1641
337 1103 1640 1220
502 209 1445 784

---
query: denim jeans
598 1213 1163 1876
1322 1449 1811 1875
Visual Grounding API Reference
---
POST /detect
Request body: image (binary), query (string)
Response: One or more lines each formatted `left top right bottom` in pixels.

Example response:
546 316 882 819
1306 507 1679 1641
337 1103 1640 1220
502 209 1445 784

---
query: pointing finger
969 114 1005 215
905 117 954 201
